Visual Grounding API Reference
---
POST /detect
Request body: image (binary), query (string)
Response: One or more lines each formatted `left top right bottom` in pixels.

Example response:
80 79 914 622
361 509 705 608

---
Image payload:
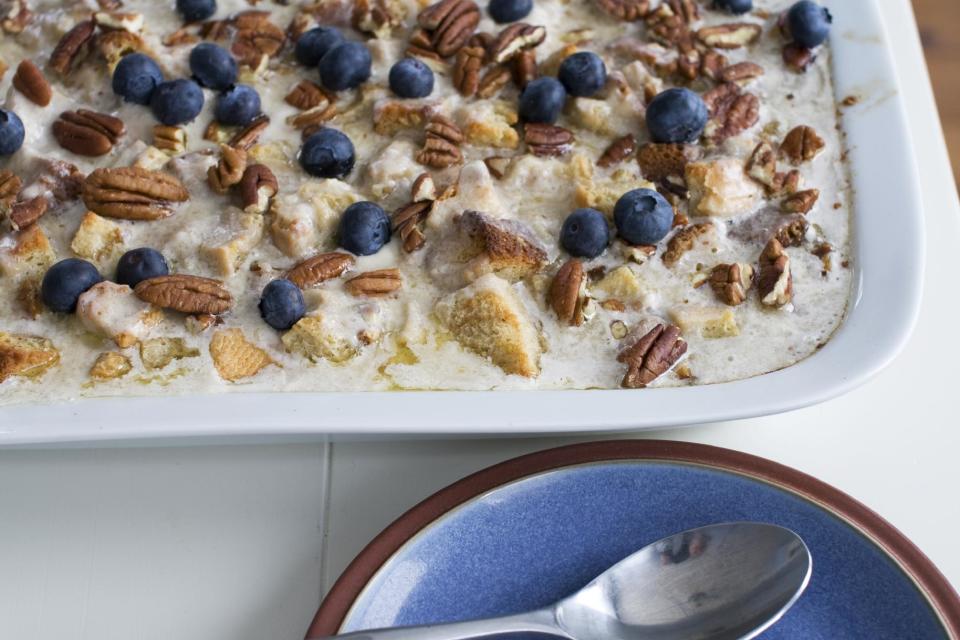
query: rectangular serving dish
0 0 923 445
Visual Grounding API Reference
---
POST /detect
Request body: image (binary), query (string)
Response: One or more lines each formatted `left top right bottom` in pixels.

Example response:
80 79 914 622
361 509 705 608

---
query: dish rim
305 440 960 639
0 0 925 444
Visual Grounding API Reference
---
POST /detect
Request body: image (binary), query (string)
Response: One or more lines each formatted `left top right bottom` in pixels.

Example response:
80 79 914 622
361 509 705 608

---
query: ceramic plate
309 441 959 639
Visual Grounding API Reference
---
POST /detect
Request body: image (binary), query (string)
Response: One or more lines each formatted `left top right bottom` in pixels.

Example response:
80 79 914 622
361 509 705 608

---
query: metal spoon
318 522 810 640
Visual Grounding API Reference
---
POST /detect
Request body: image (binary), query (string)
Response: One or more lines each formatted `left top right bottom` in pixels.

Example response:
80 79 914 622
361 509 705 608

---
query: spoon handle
313 607 568 640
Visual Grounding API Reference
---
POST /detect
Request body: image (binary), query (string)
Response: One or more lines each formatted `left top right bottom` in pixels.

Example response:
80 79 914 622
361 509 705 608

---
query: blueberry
295 26 345 67
645 88 708 144
714 0 752 14
259 279 306 331
112 53 164 105
299 127 356 179
115 248 169 288
389 58 435 99
40 259 103 313
150 78 204 125
318 42 372 92
558 51 607 98
488 0 532 23
560 208 609 258
176 0 216 22
787 1 832 48
189 43 237 90
614 188 674 246
518 77 566 124
215 84 261 126
338 202 391 256
0 109 25 156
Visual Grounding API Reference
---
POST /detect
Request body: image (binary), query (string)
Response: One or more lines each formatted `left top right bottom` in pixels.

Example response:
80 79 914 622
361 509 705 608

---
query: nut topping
417 0 481 58
662 222 713 267
696 22 762 49
134 275 233 315
524 123 574 157
637 143 700 181
702 82 759 145
452 40 485 96
594 0 649 22
286 252 355 288
781 188 820 214
0 170 22 211
231 15 285 67
490 23 546 64
345 268 403 297
757 238 792 307
153 125 187 154
50 20 96 75
719 61 764 83
709 263 754 306
618 323 687 388
52 110 126 157
228 114 270 150
477 65 512 99
83 167 189 221
208 145 248 194
548 258 589 326
9 196 49 231
393 201 433 252
284 81 334 111
411 172 438 202
417 115 464 168
12 60 52 107
2 0 31 34
512 49 538 88
782 43 815 73
745 139 778 190
780 125 825 164
238 164 278 214
598 134 637 168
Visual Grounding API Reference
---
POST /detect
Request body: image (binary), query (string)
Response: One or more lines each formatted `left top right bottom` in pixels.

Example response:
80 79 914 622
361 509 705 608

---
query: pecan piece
407 27 441 60
352 0 405 38
418 0 480 58
94 11 144 32
484 156 512 178
2 0 31 33
757 238 792 307
780 125 825 164
598 134 637 168
477 65 512 98
744 139 778 190
548 259 590 326
490 23 546 64
772 216 808 248
284 81 333 110
782 43 816 73
286 252 355 288
287 103 337 135
524 123 574 157
238 164 278 214
720 61 764 83
232 18 285 67
52 110 126 157
452 41 485 96
417 115 464 168
153 125 187 154
83 167 189 220
345 268 403 297
228 115 270 150
637 143 700 181
208 144 248 194
9 196 48 231
781 188 820 214
700 50 727 81
662 222 713 266
594 0 648 21
0 171 22 211
393 200 433 252
135 275 233 315
12 61 52 107
98 30 150 71
696 23 762 49
709 262 754 306
702 82 759 145
50 20 97 75
618 323 687 388
512 49 538 88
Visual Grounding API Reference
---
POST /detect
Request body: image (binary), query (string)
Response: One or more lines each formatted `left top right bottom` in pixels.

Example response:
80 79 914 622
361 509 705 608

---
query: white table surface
1 1 958 638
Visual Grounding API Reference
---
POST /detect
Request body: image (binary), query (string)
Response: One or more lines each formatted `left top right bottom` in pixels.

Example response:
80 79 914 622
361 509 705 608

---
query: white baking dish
0 0 922 445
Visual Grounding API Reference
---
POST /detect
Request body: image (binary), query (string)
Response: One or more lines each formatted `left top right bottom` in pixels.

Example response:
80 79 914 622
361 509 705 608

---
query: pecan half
353 0 405 38
594 0 648 21
9 196 49 231
238 164 278 213
393 200 433 252
780 125 825 164
50 20 97 75
662 222 713 266
637 143 700 181
345 268 403 297
696 22 762 49
645 2 695 46
598 134 637 168
512 49 538 88
12 61 52 107
782 43 815 73
232 17 285 67
407 27 441 60
417 0 480 58
83 167 189 220
702 82 759 145
781 188 820 214
618 323 687 388
490 23 546 64
284 81 333 110
52 110 126 157
208 145 248 194
286 252 355 288
153 125 187 154
417 115 464 168
548 259 589 326
135 275 233 315
709 262 754 306
453 41 484 96
228 115 270 150
524 123 574 157
720 61 764 83
477 65 512 98
757 238 792 307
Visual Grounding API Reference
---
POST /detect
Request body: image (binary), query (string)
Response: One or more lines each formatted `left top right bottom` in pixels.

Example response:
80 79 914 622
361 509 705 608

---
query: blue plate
310 441 959 639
